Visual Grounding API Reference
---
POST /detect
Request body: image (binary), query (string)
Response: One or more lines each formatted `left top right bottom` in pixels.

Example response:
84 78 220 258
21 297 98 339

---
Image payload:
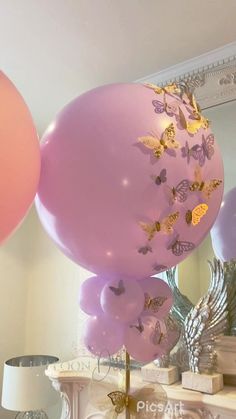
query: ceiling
1 0 236 134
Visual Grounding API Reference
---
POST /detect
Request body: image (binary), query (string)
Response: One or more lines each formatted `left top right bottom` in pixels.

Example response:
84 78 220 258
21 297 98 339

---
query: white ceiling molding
136 41 236 109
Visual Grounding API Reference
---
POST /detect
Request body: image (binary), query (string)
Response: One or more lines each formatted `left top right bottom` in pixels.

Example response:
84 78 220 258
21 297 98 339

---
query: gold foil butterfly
179 93 209 134
139 211 179 241
144 82 180 95
150 320 166 345
185 203 209 226
144 293 168 313
138 244 152 255
109 280 125 296
189 166 222 200
153 264 168 273
130 317 144 333
107 391 129 414
138 123 180 159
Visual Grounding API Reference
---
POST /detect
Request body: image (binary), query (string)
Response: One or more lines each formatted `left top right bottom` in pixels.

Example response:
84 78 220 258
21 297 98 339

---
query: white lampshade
1 355 59 412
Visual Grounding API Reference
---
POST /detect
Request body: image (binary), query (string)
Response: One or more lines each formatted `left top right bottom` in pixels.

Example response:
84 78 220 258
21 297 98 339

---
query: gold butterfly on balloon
138 123 180 160
189 166 222 200
109 280 125 296
144 82 181 117
139 211 179 241
150 320 167 346
185 203 209 226
144 82 180 96
144 293 168 314
130 317 144 333
179 93 209 134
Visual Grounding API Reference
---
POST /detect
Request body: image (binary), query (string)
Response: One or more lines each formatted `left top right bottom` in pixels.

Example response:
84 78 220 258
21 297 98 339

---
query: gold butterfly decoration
179 93 209 134
109 280 125 296
138 123 180 159
139 211 179 241
144 293 168 313
89 376 167 417
185 203 209 226
150 320 167 345
189 166 222 200
107 391 129 414
138 244 152 255
144 82 180 95
130 317 144 333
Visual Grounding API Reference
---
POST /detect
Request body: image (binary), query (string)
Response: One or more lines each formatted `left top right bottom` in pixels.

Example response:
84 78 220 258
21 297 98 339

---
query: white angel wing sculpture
224 260 236 335
184 258 228 374
166 266 194 325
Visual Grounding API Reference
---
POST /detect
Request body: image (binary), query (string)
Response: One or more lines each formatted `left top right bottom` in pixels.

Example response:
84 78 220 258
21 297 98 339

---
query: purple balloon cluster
79 276 173 362
33 82 224 363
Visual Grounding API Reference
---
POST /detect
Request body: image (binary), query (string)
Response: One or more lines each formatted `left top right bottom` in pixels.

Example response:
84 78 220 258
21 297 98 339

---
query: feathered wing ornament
223 260 236 336
154 314 181 368
156 267 194 371
166 267 193 325
184 259 228 374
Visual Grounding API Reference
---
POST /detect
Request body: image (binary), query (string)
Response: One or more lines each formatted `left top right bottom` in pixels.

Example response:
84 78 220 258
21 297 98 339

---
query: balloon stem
125 350 130 419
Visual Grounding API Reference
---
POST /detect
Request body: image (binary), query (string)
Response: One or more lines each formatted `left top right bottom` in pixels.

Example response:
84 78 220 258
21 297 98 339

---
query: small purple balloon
139 277 173 319
83 314 124 357
211 187 236 261
79 275 108 315
124 315 167 363
100 278 145 323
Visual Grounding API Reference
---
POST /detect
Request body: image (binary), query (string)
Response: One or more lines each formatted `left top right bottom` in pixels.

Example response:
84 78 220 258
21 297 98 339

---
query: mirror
178 100 236 304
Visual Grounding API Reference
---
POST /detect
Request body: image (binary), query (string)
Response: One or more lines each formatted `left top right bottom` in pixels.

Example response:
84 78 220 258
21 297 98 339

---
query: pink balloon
83 314 124 357
35 83 224 279
211 187 236 261
0 72 40 243
124 315 167 362
139 277 173 319
100 278 144 323
79 275 108 316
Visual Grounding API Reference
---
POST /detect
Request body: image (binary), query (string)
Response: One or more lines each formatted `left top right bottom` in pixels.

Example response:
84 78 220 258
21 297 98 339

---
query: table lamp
1 355 59 418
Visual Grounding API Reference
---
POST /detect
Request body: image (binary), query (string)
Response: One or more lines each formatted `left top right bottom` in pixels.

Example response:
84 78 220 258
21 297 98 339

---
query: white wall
24 208 90 359
178 101 236 303
0 207 91 418
0 222 29 419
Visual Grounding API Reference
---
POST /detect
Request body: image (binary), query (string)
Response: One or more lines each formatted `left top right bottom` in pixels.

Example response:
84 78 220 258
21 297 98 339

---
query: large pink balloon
0 72 40 243
36 83 223 279
211 187 236 261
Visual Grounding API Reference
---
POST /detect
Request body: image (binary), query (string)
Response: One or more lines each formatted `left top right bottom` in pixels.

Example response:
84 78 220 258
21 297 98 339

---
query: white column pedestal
141 363 179 385
182 371 224 395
